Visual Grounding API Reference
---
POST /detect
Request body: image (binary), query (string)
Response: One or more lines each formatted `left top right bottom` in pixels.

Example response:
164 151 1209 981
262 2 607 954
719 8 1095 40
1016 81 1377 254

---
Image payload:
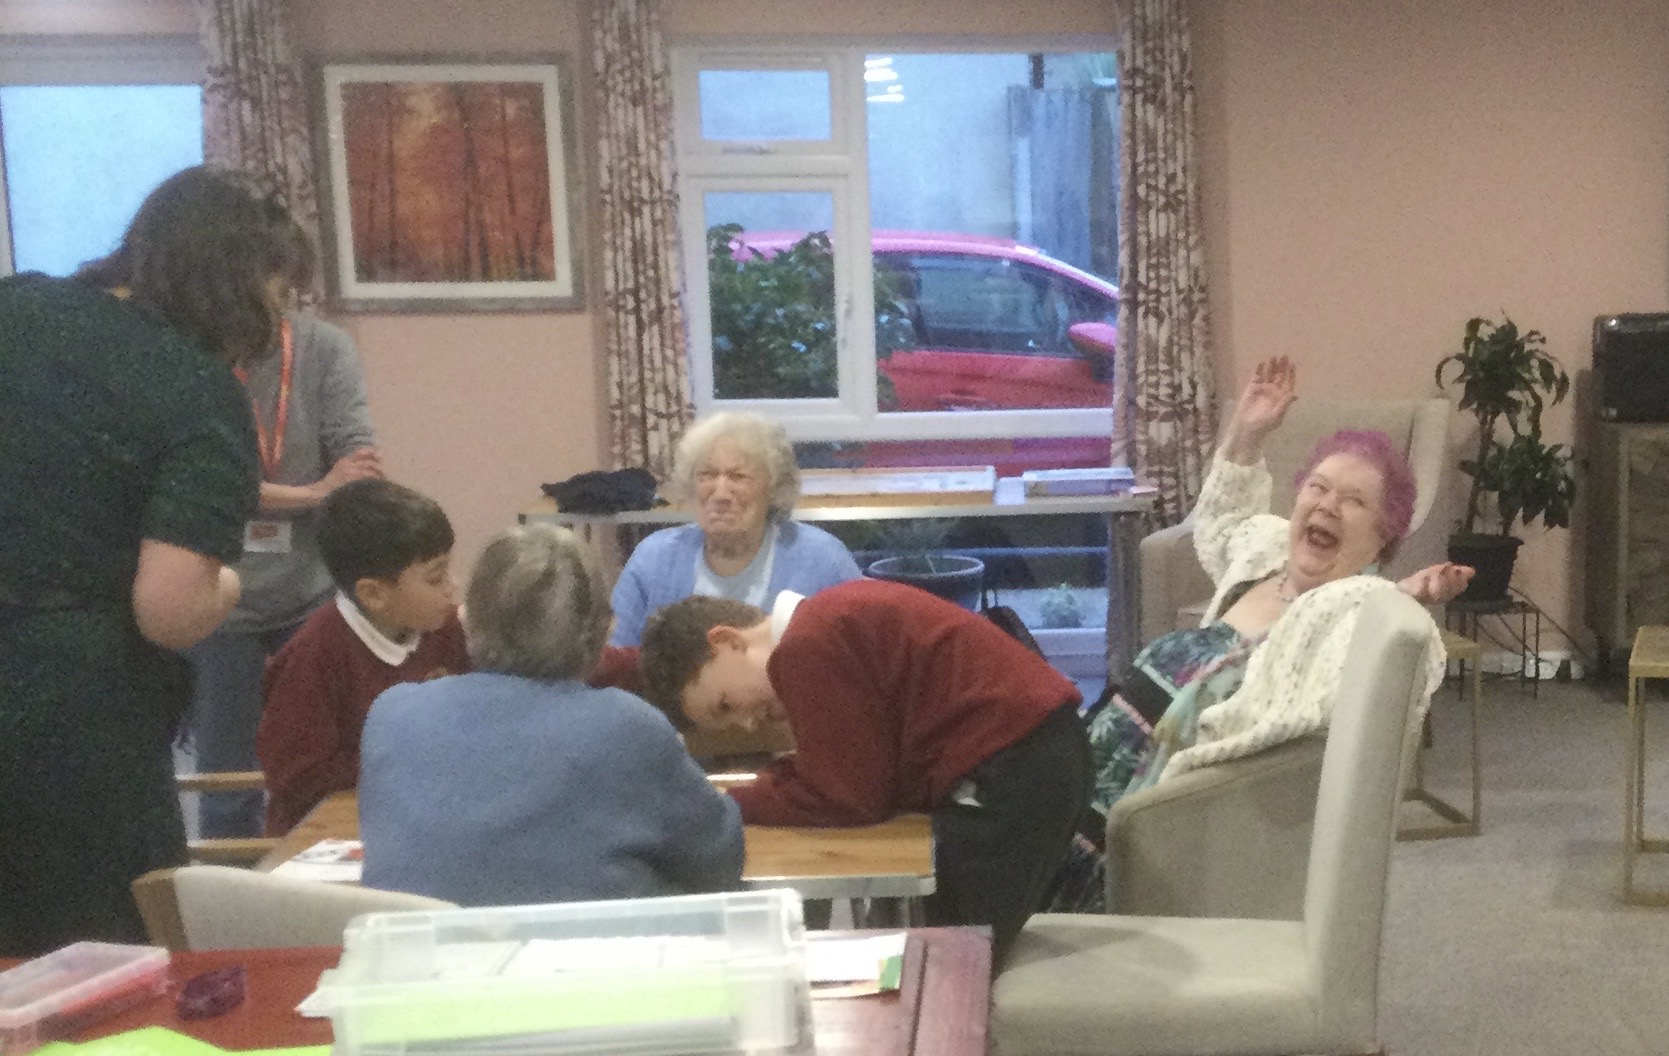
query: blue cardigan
609 520 862 647
359 672 744 907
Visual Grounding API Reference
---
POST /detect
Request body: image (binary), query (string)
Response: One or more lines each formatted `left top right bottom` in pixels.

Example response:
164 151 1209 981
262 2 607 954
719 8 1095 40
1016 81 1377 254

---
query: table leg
1469 651 1483 826
1637 679 1649 853
1626 675 1639 900
1104 511 1146 674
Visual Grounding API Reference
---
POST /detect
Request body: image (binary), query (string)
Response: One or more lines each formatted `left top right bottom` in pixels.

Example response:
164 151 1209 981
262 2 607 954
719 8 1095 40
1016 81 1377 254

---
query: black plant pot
1446 534 1523 605
866 554 986 611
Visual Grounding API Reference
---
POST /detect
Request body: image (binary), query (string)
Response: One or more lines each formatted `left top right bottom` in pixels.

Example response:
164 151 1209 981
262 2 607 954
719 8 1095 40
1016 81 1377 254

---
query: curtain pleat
1114 0 1218 527
197 0 323 300
592 0 692 479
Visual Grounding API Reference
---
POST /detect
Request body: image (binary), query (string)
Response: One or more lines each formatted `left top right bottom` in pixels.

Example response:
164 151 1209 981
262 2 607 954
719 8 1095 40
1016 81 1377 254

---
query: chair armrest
177 771 267 793
1138 518 1215 645
1105 736 1324 920
186 837 282 866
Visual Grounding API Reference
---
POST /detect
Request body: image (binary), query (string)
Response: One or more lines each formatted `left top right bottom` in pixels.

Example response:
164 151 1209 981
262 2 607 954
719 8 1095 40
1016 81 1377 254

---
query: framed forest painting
317 57 581 311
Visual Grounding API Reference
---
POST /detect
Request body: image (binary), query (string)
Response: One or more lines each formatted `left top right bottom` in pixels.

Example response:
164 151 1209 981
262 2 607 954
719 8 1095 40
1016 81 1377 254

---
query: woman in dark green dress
0 167 306 955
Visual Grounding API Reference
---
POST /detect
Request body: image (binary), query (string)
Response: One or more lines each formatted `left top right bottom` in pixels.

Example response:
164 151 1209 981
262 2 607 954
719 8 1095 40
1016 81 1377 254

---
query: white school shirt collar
770 590 805 644
336 592 420 666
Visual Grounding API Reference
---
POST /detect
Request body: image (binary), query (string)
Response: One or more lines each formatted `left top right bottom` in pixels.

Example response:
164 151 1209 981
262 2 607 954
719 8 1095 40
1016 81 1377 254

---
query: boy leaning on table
640 578 1092 961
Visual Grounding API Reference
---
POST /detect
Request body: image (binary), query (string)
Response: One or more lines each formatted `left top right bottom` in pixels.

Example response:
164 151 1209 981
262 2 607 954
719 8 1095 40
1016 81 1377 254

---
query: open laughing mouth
1302 524 1340 551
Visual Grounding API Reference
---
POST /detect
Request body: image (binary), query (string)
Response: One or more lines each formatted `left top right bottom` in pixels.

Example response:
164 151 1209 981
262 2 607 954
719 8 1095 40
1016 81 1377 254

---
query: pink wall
10 0 1669 642
291 0 599 573
1191 0 1669 646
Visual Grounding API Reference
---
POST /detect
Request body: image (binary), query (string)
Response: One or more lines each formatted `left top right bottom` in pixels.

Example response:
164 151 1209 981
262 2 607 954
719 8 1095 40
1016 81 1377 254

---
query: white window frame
0 34 205 277
672 42 1117 446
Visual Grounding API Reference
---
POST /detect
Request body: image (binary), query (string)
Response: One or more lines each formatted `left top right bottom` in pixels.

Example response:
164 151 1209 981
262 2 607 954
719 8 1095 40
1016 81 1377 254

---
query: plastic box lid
0 943 169 1056
321 889 812 1056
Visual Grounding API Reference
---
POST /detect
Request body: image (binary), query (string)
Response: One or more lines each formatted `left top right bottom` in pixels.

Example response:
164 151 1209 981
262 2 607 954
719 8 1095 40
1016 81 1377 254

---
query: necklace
1277 570 1299 604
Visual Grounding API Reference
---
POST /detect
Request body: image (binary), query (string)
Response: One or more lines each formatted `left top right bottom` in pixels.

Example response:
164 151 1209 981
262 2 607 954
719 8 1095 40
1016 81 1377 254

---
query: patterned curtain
1114 0 1218 526
592 0 693 478
197 0 323 299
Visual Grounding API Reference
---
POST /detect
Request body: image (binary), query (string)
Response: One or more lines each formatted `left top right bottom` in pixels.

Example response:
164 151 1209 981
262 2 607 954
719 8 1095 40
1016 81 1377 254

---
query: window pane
699 69 831 141
703 190 838 400
866 53 1118 415
1 85 203 276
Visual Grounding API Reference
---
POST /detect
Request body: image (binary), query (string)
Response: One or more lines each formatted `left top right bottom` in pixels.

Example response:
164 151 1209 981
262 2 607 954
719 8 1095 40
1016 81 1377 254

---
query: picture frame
315 55 582 312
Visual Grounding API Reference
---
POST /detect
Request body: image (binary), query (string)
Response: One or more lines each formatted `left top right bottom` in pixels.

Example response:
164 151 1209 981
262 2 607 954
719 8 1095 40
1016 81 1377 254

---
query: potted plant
1435 315 1577 603
860 519 985 611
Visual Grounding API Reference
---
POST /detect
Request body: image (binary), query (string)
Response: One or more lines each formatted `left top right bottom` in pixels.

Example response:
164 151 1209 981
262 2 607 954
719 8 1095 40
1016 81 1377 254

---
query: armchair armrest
1138 517 1216 646
1105 736 1324 920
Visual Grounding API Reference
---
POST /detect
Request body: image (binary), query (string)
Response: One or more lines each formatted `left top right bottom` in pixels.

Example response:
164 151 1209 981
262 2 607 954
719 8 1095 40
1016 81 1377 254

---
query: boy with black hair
639 579 1091 960
255 478 468 835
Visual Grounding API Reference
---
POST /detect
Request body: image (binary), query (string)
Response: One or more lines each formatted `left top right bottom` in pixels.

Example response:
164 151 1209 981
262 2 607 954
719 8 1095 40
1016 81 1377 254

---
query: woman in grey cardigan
609 411 860 647
184 253 383 837
359 523 745 907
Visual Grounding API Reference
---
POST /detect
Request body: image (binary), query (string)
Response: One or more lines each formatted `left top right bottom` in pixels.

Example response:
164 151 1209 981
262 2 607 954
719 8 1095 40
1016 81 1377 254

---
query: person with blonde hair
358 523 743 907
609 411 860 647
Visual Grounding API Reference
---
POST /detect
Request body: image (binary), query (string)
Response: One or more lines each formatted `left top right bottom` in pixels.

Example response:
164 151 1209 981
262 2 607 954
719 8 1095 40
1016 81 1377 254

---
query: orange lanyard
235 319 294 482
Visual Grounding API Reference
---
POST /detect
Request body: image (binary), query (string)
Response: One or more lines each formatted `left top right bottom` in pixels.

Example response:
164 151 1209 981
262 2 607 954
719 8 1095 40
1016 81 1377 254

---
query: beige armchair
993 591 1435 1056
1104 736 1323 921
1139 397 1453 645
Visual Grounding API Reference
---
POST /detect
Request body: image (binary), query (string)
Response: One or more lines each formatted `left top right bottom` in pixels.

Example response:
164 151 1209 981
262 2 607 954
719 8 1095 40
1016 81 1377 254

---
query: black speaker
1594 314 1669 422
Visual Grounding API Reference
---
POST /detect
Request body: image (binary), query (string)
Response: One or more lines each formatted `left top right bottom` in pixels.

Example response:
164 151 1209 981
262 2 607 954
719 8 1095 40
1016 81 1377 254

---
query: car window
896 253 1113 358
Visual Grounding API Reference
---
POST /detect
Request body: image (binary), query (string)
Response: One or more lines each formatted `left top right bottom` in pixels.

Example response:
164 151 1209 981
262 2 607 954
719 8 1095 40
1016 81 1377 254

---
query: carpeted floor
1382 674 1669 1055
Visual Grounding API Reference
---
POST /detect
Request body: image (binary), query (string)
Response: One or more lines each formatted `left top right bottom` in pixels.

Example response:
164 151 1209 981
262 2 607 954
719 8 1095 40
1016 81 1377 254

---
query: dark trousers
925 704 1092 964
183 618 307 837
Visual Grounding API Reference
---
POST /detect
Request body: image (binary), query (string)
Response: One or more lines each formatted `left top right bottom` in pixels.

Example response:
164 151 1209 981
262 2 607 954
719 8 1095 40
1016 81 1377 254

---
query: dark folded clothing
541 468 664 514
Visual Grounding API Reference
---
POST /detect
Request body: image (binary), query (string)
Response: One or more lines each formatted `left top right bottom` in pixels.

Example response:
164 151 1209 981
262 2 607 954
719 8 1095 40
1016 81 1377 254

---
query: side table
1399 629 1483 840
1624 626 1669 904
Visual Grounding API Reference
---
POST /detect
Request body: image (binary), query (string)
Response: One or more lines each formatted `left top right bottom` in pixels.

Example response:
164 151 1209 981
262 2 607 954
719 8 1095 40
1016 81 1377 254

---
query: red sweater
257 602 470 835
727 579 1081 827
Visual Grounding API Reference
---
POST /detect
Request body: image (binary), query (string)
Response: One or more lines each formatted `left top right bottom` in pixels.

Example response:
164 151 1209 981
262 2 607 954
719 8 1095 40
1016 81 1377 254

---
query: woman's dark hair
75 166 307 367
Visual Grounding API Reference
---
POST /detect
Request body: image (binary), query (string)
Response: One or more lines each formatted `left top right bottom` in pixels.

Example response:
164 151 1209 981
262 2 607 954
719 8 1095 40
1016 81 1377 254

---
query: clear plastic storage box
319 889 813 1056
0 943 169 1055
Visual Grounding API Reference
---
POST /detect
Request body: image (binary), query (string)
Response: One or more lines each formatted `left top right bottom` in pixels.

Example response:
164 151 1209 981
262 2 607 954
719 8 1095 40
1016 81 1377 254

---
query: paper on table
805 933 906 997
270 839 363 883
33 1026 227 1056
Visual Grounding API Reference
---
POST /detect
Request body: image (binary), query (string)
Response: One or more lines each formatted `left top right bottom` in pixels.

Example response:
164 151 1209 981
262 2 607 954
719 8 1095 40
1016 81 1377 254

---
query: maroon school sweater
257 602 470 835
727 579 1081 827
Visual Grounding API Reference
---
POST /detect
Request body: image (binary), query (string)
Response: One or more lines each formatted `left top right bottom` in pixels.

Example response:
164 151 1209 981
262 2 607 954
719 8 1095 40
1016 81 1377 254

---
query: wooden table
523 476 1158 670
259 791 936 900
1399 629 1484 840
8 928 991 1056
1625 626 1669 904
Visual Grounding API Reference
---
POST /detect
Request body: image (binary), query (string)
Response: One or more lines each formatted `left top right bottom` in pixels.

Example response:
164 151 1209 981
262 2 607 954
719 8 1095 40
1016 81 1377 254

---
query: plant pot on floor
866 554 985 611
1447 534 1523 605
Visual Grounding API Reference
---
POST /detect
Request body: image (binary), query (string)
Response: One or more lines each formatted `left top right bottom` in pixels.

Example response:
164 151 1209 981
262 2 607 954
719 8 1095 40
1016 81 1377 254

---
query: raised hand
1397 562 1476 606
1222 356 1298 463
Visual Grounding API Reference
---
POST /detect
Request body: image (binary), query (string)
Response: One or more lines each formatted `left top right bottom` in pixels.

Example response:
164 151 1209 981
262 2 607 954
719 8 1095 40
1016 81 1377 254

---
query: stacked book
1020 466 1137 497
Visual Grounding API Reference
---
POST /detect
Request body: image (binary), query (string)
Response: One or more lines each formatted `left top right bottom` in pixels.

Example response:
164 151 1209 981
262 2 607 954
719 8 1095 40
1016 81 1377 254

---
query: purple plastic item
174 966 245 1021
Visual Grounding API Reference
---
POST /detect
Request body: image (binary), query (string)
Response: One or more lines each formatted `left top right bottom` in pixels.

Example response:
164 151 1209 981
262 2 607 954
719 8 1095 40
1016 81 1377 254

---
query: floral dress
1044 584 1265 913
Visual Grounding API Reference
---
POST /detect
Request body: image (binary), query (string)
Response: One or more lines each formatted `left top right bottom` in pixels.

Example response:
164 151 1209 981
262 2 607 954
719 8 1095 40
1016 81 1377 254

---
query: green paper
352 970 732 1046
238 1048 331 1055
878 954 903 992
35 1027 226 1056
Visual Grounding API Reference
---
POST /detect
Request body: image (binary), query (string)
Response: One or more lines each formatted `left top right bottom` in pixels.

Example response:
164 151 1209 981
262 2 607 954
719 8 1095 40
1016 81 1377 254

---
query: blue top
609 520 862 647
359 672 745 907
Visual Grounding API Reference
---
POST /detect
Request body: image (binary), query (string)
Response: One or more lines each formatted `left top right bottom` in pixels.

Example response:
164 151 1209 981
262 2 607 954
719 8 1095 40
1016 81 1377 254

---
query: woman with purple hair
1046 356 1471 912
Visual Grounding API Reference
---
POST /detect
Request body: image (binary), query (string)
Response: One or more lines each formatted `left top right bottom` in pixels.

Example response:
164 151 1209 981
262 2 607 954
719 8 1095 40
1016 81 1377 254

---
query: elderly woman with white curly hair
609 411 861 648
358 523 744 907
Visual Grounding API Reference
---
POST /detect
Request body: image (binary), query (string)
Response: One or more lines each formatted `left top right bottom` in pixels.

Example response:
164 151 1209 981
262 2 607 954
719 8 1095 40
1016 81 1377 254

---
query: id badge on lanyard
236 319 295 554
